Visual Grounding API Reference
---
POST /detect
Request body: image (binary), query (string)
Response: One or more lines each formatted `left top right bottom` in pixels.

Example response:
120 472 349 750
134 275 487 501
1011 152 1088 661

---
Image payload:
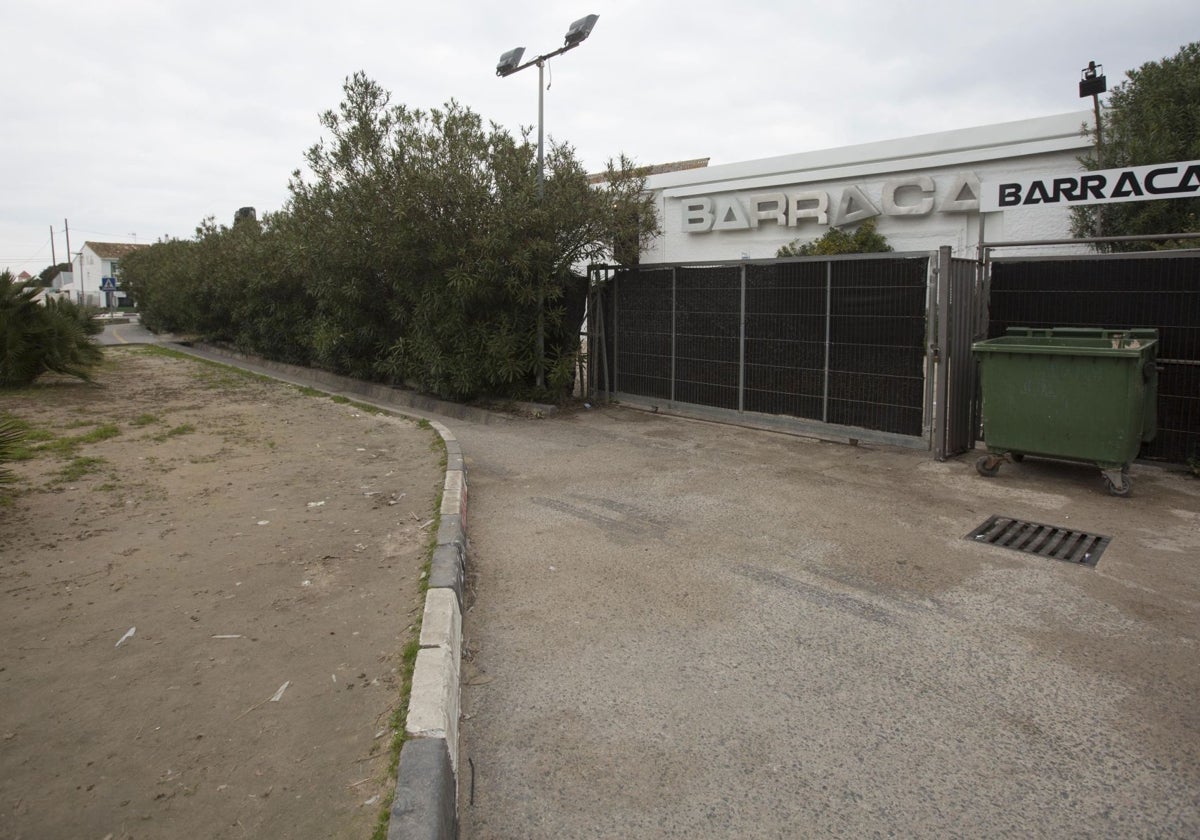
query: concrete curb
158 344 467 840
391 418 466 840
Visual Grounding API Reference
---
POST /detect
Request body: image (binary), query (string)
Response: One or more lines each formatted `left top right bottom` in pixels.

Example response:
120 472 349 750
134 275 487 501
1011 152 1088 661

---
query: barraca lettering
997 163 1200 207
682 172 981 233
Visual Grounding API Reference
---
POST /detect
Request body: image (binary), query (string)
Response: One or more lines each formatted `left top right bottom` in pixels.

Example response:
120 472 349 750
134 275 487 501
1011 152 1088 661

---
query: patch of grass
12 422 123 460
296 386 325 398
371 628 423 840
154 424 195 441
131 413 161 427
51 456 107 484
136 346 274 389
330 395 351 404
75 424 121 444
369 792 397 840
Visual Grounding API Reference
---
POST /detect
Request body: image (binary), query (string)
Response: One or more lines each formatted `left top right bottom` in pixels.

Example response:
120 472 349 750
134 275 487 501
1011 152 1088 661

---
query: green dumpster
972 327 1159 496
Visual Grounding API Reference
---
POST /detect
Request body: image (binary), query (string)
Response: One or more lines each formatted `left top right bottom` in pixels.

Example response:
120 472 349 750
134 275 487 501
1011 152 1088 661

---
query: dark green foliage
122 72 658 401
38 263 70 287
1 271 103 387
1071 42 1200 250
777 218 894 257
0 417 24 484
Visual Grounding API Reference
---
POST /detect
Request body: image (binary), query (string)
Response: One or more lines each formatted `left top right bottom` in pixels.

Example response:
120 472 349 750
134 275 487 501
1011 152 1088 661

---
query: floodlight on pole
495 14 599 390
1079 60 1106 151
496 47 526 77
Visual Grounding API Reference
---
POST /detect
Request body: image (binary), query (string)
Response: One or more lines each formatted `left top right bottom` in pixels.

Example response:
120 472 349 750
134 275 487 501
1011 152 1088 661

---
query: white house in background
641 110 1096 263
63 241 147 307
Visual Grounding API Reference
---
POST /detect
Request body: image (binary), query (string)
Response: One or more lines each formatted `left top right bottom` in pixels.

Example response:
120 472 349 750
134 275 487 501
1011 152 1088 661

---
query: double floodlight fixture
495 13 599 76
494 13 599 391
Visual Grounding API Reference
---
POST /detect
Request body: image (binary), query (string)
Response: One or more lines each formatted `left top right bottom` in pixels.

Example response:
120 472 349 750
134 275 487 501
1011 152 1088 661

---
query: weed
155 424 195 441
131 413 161 427
52 456 107 484
331 395 350 404
369 792 397 840
75 424 121 444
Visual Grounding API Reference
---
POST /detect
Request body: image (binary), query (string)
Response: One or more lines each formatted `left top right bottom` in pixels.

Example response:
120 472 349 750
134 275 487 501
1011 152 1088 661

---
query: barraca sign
681 172 982 234
981 160 1200 212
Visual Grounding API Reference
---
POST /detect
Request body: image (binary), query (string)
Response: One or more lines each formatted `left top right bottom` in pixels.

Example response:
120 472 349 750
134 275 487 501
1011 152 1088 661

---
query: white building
63 241 147 307
641 110 1096 263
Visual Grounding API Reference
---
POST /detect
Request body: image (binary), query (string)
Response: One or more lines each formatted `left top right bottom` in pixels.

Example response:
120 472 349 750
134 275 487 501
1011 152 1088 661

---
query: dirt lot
0 347 443 840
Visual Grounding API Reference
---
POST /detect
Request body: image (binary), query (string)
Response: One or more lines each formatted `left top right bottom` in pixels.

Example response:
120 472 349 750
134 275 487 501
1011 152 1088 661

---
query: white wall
71 247 120 307
641 111 1095 263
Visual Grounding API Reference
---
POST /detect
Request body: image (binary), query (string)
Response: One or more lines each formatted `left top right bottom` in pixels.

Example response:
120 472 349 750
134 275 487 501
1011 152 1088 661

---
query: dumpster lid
974 327 1158 356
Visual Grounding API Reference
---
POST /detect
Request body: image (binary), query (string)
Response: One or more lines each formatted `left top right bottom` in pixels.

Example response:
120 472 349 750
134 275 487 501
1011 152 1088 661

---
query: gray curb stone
387 738 457 840
429 544 465 607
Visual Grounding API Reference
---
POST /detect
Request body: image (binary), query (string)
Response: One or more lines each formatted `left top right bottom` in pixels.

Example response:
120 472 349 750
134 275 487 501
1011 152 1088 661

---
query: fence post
822 260 832 424
739 264 746 413
612 270 620 395
933 246 952 460
671 268 677 406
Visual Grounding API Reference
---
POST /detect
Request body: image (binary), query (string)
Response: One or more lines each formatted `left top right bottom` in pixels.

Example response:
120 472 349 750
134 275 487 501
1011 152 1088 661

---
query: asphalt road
97 317 162 346
454 406 1200 838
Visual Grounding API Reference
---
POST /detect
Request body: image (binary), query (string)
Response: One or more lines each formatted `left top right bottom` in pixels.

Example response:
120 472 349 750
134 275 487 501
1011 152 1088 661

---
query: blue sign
100 277 118 291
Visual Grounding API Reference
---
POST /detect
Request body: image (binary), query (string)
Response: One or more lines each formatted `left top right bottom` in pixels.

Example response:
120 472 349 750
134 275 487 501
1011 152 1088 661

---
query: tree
776 218 893 257
286 72 657 399
1071 42 1200 250
122 72 658 401
37 263 70 287
0 270 103 387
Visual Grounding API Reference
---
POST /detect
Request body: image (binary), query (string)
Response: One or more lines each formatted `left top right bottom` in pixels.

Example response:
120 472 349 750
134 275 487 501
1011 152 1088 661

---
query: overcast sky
2 0 1195 277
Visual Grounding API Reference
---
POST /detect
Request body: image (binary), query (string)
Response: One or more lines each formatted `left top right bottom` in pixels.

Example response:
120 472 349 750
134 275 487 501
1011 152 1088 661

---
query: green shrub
1 271 103 387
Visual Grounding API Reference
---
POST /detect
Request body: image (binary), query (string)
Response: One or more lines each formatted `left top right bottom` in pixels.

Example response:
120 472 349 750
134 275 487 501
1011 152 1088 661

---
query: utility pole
64 218 78 304
50 225 57 267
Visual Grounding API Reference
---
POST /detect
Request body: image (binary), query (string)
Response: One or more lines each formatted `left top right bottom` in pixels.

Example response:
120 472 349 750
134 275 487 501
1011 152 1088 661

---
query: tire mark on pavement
733 563 899 626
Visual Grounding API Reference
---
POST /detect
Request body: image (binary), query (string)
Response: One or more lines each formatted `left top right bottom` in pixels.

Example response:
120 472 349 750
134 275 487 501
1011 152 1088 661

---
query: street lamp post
1079 61 1108 235
497 13 599 391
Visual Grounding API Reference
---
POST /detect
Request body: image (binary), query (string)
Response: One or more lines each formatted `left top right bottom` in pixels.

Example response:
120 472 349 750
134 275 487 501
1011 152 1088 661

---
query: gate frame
587 251 980 457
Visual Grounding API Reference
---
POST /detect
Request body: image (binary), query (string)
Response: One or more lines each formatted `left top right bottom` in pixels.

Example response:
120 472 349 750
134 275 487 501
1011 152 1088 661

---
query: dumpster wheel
975 455 1003 477
1103 468 1132 497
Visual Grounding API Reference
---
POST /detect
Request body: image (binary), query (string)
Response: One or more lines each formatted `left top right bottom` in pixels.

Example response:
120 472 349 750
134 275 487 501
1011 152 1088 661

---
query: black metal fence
988 251 1200 463
593 255 934 441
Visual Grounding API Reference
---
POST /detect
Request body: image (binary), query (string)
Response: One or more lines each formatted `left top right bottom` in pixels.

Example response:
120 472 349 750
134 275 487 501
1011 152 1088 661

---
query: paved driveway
455 406 1200 838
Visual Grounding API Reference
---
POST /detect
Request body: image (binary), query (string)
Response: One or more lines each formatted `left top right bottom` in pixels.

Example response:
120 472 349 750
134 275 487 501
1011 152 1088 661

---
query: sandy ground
0 347 443 840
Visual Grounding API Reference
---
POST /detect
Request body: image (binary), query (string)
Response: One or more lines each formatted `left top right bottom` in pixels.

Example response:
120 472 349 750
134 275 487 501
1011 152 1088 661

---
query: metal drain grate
965 515 1111 567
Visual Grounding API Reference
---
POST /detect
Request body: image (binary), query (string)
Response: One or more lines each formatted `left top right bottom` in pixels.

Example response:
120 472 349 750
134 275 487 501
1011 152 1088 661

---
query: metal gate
588 249 979 457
